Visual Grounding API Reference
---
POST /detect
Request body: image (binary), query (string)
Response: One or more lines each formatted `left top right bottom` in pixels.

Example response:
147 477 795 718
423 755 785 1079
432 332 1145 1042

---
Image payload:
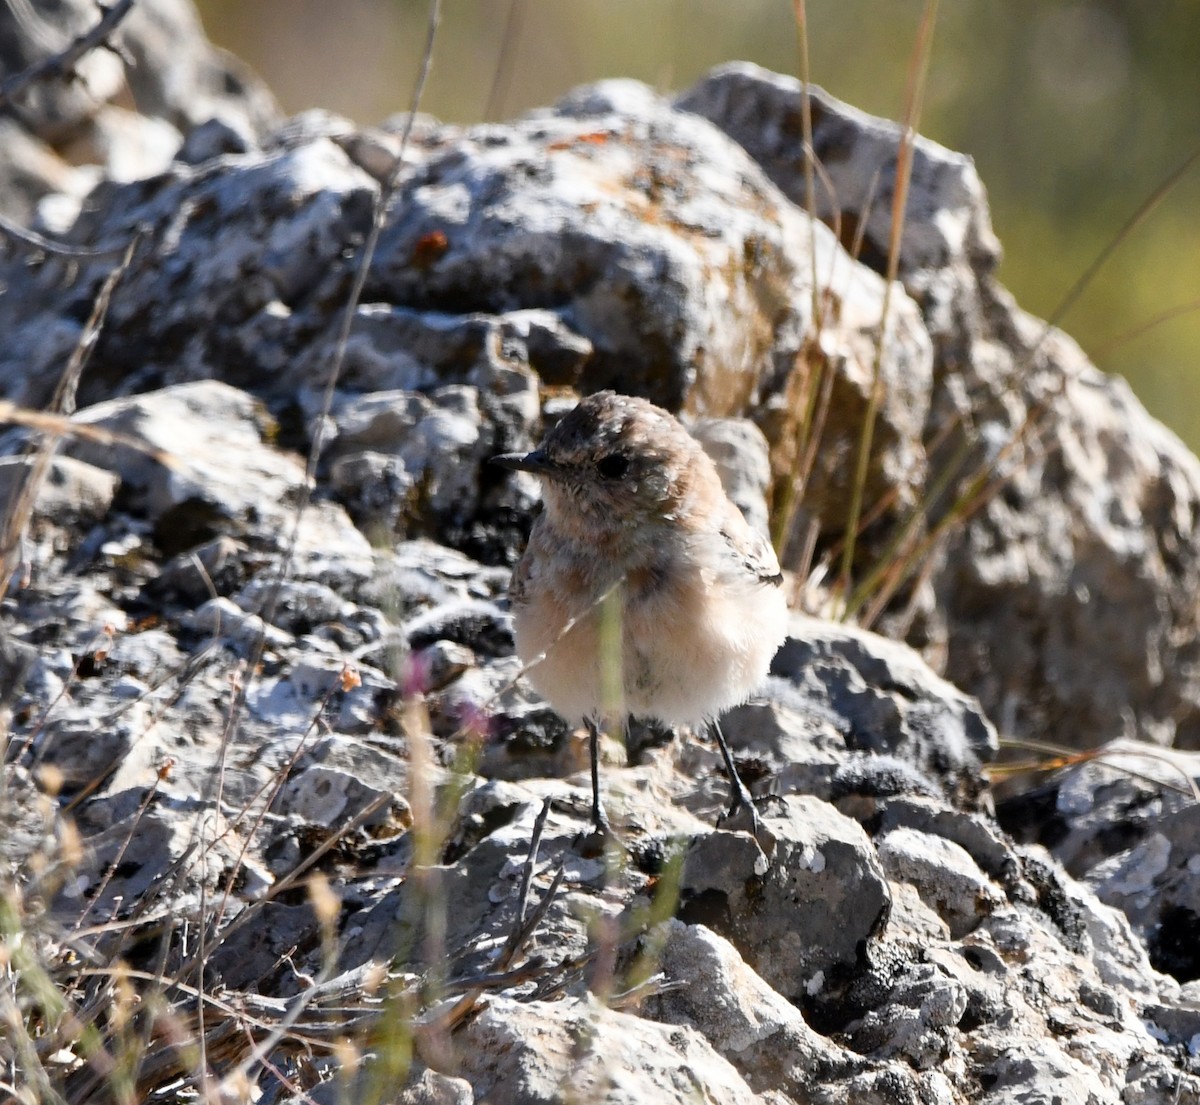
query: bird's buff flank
494 391 790 839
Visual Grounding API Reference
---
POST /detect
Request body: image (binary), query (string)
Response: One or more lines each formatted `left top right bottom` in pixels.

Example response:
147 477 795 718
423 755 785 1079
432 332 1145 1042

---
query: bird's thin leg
710 718 760 829
584 716 610 834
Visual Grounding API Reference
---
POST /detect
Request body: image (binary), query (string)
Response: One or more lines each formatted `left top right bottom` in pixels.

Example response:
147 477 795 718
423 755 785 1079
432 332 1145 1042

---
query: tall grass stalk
836 0 939 608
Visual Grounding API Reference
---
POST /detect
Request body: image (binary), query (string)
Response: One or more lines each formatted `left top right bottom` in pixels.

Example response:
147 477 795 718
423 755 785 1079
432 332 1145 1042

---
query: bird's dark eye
596 453 629 480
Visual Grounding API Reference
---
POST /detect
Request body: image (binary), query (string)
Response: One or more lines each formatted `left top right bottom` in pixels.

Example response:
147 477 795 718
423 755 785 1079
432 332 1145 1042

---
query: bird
493 390 790 839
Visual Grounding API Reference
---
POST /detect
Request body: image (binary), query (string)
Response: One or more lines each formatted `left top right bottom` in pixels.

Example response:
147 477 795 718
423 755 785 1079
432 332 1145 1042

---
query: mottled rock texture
0 17 1198 1105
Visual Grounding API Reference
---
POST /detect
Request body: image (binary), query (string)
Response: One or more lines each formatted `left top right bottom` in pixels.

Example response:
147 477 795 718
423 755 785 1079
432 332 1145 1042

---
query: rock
875 827 1006 939
66 380 300 529
765 615 998 810
0 624 37 708
645 919 860 1096
998 742 1200 984
143 535 250 605
323 383 533 556
57 803 257 923
395 1068 475 1105
0 455 118 526
181 596 291 652
677 62 1000 290
453 994 765 1105
680 796 892 1002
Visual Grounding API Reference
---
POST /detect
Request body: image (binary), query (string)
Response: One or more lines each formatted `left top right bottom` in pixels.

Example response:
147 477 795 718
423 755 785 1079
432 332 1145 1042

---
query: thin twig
435 861 566 1035
0 212 137 259
1091 295 1200 360
0 231 142 597
206 0 443 886
501 797 555 963
0 0 138 111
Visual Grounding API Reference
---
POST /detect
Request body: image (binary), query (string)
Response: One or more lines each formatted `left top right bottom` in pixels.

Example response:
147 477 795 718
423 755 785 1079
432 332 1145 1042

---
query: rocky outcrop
0 22 1198 1105
2 63 1198 755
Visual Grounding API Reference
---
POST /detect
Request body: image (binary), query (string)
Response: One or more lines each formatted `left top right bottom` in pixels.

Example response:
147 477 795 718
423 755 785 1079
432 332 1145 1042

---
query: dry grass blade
436 863 566 1035
0 402 180 454
790 0 821 328
844 430 972 624
773 0 840 561
1038 138 1200 342
837 0 939 607
1092 295 1200 360
197 792 393 959
209 0 443 854
484 0 527 122
990 737 1200 803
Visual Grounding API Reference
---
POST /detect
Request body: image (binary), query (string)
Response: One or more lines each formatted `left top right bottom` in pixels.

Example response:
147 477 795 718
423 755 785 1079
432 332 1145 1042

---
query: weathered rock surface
1 61 1196 765
999 742 1200 987
681 62 1200 754
0 16 1198 1105
0 0 279 224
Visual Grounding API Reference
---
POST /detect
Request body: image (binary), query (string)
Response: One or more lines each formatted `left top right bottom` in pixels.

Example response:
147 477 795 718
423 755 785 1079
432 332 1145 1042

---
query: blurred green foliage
198 0 1200 448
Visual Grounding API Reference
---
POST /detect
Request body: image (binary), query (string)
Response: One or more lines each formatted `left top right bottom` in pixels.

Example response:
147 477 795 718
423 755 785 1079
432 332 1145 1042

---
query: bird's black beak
491 448 556 476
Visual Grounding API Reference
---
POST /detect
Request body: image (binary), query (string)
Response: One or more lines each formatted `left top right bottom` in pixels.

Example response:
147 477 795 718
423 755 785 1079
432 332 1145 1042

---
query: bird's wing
509 547 534 607
716 503 783 588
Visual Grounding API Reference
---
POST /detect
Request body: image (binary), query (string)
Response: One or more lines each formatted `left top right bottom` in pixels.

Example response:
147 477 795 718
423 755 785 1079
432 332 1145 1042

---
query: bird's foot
718 795 776 853
574 804 627 858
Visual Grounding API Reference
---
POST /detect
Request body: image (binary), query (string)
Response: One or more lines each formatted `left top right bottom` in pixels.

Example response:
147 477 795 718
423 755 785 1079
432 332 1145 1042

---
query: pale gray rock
329 449 415 537
205 900 323 994
645 919 862 1096
765 614 998 809
181 596 291 652
144 535 250 606
30 706 142 793
0 0 278 223
58 804 258 922
0 455 118 526
680 796 892 1002
691 417 775 539
677 61 1000 291
234 577 357 634
277 763 403 831
325 372 539 565
845 958 968 1065
105 626 187 684
999 742 1200 985
66 380 302 529
325 304 589 396
876 827 1006 939
454 994 766 1105
395 1068 475 1105
361 540 513 618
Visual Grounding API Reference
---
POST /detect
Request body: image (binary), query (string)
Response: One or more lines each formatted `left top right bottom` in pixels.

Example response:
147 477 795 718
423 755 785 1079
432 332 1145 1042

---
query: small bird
493 391 789 838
